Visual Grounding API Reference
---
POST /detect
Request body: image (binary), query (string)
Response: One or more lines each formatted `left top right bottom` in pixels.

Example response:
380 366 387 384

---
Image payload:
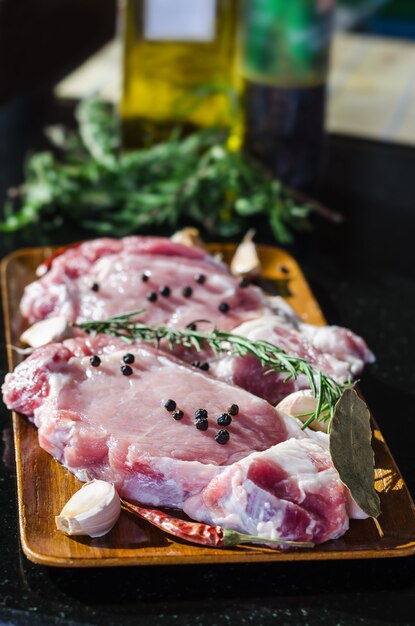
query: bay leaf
329 388 380 518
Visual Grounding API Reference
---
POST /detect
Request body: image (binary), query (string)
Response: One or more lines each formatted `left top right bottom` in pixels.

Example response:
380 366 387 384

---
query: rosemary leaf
76 311 352 428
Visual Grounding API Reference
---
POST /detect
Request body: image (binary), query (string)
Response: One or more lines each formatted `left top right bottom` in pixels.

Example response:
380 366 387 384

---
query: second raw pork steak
19 236 374 408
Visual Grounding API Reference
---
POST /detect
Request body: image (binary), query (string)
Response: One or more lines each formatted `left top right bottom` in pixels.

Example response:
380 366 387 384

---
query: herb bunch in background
1 98 311 242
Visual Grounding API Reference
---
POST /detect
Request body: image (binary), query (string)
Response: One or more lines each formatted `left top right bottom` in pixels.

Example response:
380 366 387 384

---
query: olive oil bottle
121 0 241 147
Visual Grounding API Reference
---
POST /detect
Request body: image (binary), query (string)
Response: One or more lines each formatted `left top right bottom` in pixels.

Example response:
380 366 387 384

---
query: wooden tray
2 243 415 567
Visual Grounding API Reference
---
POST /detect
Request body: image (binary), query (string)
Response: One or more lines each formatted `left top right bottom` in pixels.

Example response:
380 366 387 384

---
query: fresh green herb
75 310 353 428
1 98 312 242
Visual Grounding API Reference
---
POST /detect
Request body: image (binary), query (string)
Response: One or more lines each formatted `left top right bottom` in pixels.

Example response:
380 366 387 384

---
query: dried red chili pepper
123 500 223 546
122 500 314 550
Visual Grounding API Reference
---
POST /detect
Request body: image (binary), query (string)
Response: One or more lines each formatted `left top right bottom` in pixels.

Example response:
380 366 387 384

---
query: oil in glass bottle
121 0 241 147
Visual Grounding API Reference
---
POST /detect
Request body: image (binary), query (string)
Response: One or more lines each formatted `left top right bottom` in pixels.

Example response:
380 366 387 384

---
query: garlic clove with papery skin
20 316 70 348
276 390 329 433
55 479 121 538
171 227 208 250
230 229 261 279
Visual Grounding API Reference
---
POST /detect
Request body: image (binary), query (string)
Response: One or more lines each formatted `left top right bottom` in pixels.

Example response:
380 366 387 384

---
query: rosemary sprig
75 311 353 428
0 98 311 243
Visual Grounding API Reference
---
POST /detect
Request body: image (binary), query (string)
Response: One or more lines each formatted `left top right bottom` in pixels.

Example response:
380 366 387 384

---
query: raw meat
210 297 374 405
6 236 375 544
3 336 351 543
20 236 374 407
183 437 349 544
2 336 301 508
20 237 268 331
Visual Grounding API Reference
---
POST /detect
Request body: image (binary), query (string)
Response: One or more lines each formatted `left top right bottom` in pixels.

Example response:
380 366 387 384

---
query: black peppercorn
215 429 230 444
239 278 249 288
142 271 151 282
159 285 171 297
182 286 193 298
172 409 184 421
164 399 177 412
228 404 239 416
194 408 208 420
121 365 133 376
217 413 232 426
187 323 197 331
147 291 158 302
90 355 101 367
195 274 206 284
218 302 230 313
123 353 135 365
192 361 209 371
91 282 100 292
196 419 208 431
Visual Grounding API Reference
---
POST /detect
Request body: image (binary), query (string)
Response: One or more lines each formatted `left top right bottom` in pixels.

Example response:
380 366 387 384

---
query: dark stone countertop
0 97 414 626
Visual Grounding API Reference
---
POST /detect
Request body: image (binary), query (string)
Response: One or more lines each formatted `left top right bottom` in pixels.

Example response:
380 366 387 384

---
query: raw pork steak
3 335 351 543
2 336 298 507
20 236 374 406
20 237 267 331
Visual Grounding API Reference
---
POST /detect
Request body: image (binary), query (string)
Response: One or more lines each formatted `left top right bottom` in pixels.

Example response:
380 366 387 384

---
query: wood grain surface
2 243 415 567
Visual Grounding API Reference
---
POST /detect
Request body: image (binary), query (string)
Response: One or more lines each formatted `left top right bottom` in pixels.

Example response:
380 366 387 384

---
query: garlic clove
55 479 121 538
230 229 261 279
20 316 70 348
171 227 207 250
277 390 329 433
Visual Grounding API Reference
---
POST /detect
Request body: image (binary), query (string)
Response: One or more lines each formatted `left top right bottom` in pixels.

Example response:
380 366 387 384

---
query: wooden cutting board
2 243 415 567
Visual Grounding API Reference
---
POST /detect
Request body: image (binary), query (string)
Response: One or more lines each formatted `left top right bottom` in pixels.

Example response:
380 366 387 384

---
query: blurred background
0 0 415 217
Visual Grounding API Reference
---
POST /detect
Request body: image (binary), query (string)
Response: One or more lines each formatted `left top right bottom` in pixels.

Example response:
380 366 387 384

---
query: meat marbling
211 297 374 405
2 336 350 542
183 437 349 544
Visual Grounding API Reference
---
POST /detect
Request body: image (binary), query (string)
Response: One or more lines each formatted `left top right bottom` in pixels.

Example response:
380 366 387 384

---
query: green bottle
241 0 334 189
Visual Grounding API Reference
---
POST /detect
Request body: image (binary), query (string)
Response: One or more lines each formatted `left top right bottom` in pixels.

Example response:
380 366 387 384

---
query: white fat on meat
183 437 349 545
275 390 369 520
